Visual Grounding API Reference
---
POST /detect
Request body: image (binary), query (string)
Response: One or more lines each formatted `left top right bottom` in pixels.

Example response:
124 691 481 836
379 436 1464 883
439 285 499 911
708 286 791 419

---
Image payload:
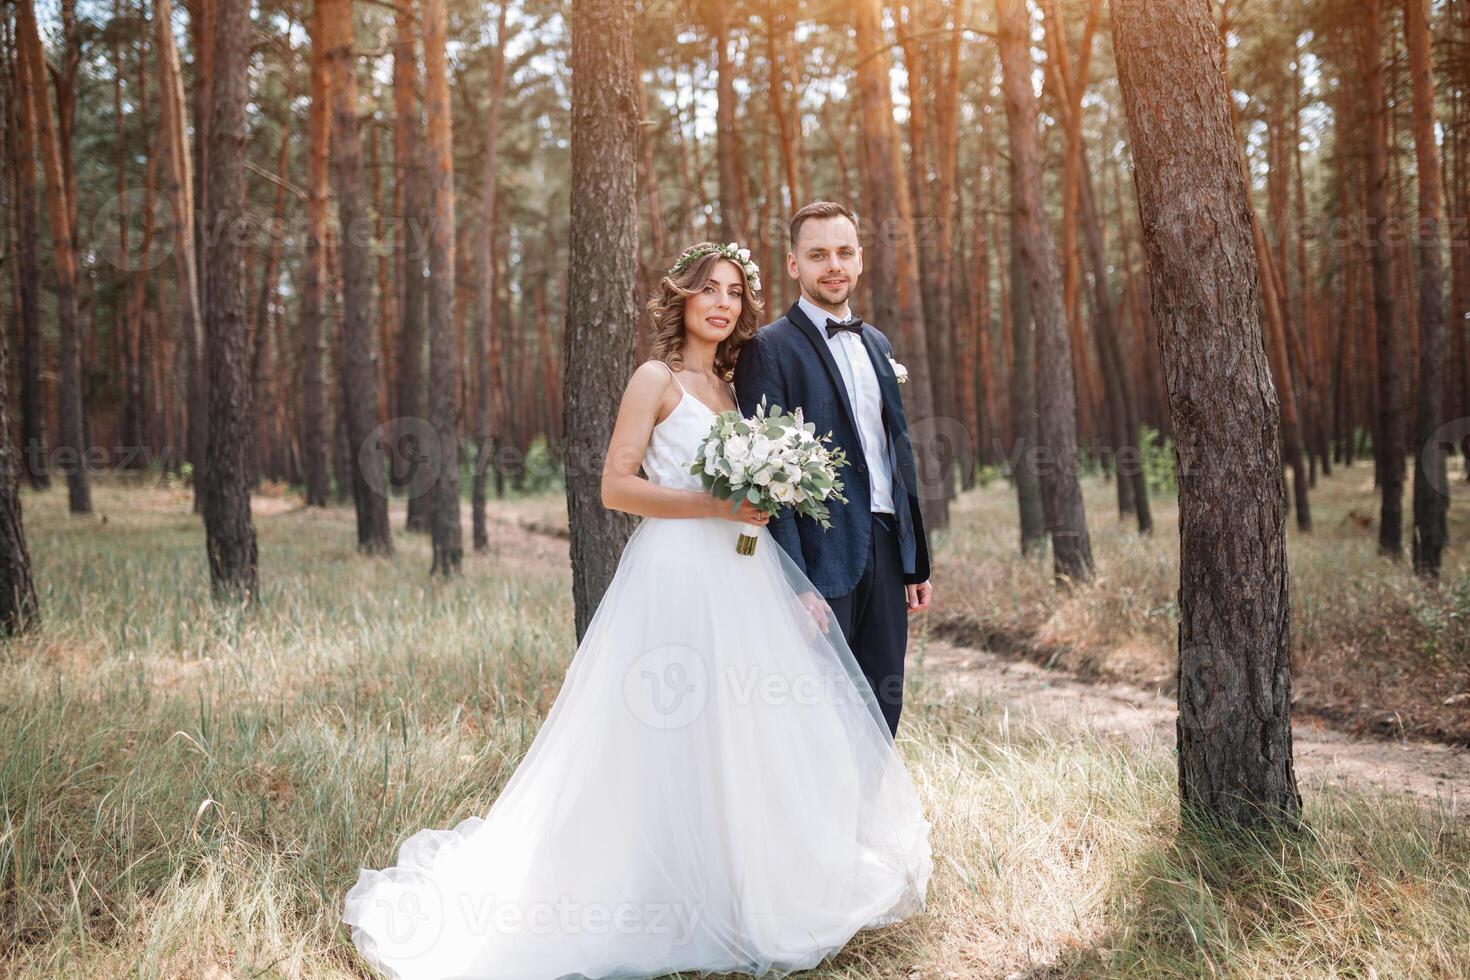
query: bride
342 242 933 979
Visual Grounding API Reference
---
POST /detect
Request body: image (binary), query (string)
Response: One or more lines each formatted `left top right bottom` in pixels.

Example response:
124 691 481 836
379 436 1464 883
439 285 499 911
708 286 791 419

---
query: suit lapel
788 302 859 436
789 303 915 498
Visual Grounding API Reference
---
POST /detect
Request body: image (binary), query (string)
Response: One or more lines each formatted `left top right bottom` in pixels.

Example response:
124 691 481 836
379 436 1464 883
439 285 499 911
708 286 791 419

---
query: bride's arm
599 361 733 521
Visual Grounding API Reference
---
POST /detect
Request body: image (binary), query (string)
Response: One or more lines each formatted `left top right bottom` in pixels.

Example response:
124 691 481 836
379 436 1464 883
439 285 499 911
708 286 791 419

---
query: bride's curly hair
645 245 765 382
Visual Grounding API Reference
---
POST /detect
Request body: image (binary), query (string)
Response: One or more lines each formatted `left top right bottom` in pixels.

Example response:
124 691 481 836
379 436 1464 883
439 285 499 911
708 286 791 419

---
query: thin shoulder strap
656 359 687 395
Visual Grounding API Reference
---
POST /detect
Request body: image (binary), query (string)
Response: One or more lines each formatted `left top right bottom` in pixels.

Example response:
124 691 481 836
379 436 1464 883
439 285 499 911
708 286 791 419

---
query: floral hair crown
667 241 762 293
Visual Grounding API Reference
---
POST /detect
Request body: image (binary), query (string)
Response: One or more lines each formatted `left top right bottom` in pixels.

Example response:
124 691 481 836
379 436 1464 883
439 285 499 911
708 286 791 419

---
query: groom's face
788 216 863 311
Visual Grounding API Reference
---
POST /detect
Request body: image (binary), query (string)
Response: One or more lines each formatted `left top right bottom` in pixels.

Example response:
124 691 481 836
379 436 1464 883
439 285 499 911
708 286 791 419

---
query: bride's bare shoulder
616 360 681 423
628 358 677 392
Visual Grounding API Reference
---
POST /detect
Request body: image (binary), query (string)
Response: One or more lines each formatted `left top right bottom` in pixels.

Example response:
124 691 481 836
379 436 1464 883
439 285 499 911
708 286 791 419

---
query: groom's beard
803 274 856 310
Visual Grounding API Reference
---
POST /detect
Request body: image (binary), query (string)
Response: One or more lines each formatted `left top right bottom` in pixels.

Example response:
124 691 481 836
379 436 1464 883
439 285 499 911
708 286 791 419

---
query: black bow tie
825 316 863 338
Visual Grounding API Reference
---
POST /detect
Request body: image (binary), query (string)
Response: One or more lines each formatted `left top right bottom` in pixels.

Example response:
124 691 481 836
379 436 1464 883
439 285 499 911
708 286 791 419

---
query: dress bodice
642 363 734 492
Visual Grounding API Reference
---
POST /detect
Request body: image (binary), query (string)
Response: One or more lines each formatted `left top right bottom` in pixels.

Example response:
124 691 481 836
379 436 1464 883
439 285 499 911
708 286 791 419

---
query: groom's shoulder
749 313 800 348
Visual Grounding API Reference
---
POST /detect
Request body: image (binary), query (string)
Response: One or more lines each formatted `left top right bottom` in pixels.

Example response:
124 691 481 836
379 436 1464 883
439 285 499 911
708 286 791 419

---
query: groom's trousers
826 511 908 736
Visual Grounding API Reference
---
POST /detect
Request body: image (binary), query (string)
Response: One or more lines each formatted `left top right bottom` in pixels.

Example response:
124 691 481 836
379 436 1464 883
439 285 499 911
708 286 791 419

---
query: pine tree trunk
369 128 396 430
323 0 392 555
707 0 749 242
567 0 639 641
1007 156 1047 556
302 0 332 507
393 0 431 531
899 1 958 529
16 0 89 515
1041 0 1152 534
0 263 38 633
186 0 213 512
1041 0 1101 459
959 171 985 489
851 0 938 519
1112 157 1169 445
422 0 461 576
154 0 192 480
1254 215 1312 532
6 12 48 490
1111 0 1300 830
1453 8 1470 481
473 3 508 555
764 2 801 214
996 0 1093 583
249 126 291 488
0 32 39 634
1289 41 1331 481
1405 0 1448 577
199 0 258 598
1360 0 1405 557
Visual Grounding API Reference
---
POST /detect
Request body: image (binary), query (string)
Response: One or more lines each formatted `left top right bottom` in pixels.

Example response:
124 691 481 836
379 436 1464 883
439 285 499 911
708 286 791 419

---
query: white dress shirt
797 294 896 514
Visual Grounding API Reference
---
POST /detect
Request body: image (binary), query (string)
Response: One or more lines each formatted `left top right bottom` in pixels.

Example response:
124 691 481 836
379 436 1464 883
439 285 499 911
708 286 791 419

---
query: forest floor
481 485 1470 805
2 472 1468 978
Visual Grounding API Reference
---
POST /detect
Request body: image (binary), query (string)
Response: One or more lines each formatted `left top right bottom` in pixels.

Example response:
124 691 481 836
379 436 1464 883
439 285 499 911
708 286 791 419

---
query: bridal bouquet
688 396 849 556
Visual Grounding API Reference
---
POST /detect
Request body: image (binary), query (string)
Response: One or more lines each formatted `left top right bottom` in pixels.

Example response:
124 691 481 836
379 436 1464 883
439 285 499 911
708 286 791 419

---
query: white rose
737 247 751 262
771 480 797 504
725 434 749 460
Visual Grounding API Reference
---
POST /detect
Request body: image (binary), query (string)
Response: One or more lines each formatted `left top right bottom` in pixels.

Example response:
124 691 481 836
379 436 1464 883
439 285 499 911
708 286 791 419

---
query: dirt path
921 640 1470 808
483 509 1470 809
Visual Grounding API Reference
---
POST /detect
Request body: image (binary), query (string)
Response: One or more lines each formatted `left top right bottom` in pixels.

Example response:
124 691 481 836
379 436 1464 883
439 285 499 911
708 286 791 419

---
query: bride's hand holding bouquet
689 396 849 556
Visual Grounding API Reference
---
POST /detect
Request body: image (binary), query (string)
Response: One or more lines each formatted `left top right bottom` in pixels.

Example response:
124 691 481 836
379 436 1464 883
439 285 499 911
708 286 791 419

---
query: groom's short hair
790 201 859 248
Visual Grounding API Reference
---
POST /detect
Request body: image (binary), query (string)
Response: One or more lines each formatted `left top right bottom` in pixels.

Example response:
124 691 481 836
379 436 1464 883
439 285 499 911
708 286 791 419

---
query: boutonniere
888 355 909 384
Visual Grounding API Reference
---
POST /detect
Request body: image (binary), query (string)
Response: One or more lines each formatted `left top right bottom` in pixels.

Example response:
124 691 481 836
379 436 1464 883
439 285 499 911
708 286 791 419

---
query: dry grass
929 462 1470 745
0 476 1467 978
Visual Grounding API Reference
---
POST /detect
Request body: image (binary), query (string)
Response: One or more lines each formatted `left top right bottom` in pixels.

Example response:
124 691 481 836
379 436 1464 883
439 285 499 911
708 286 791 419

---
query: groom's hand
905 580 932 613
797 591 830 632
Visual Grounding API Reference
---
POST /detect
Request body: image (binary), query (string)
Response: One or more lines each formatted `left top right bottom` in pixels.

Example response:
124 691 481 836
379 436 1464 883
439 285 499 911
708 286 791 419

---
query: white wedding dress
342 364 933 979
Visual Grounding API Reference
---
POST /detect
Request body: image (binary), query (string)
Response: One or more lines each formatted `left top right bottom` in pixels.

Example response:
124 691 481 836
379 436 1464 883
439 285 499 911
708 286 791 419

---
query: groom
733 201 934 736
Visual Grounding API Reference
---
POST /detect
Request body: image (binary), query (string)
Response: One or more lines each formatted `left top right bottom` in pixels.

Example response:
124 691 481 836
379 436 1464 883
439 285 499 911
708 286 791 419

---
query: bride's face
683 259 744 343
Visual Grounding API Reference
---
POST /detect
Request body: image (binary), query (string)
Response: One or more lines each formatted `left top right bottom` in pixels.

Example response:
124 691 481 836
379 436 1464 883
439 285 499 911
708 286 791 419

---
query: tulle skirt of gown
342 514 933 980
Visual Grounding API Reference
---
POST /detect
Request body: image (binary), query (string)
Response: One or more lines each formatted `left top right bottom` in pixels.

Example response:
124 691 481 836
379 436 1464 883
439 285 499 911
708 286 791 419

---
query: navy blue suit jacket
732 300 932 599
